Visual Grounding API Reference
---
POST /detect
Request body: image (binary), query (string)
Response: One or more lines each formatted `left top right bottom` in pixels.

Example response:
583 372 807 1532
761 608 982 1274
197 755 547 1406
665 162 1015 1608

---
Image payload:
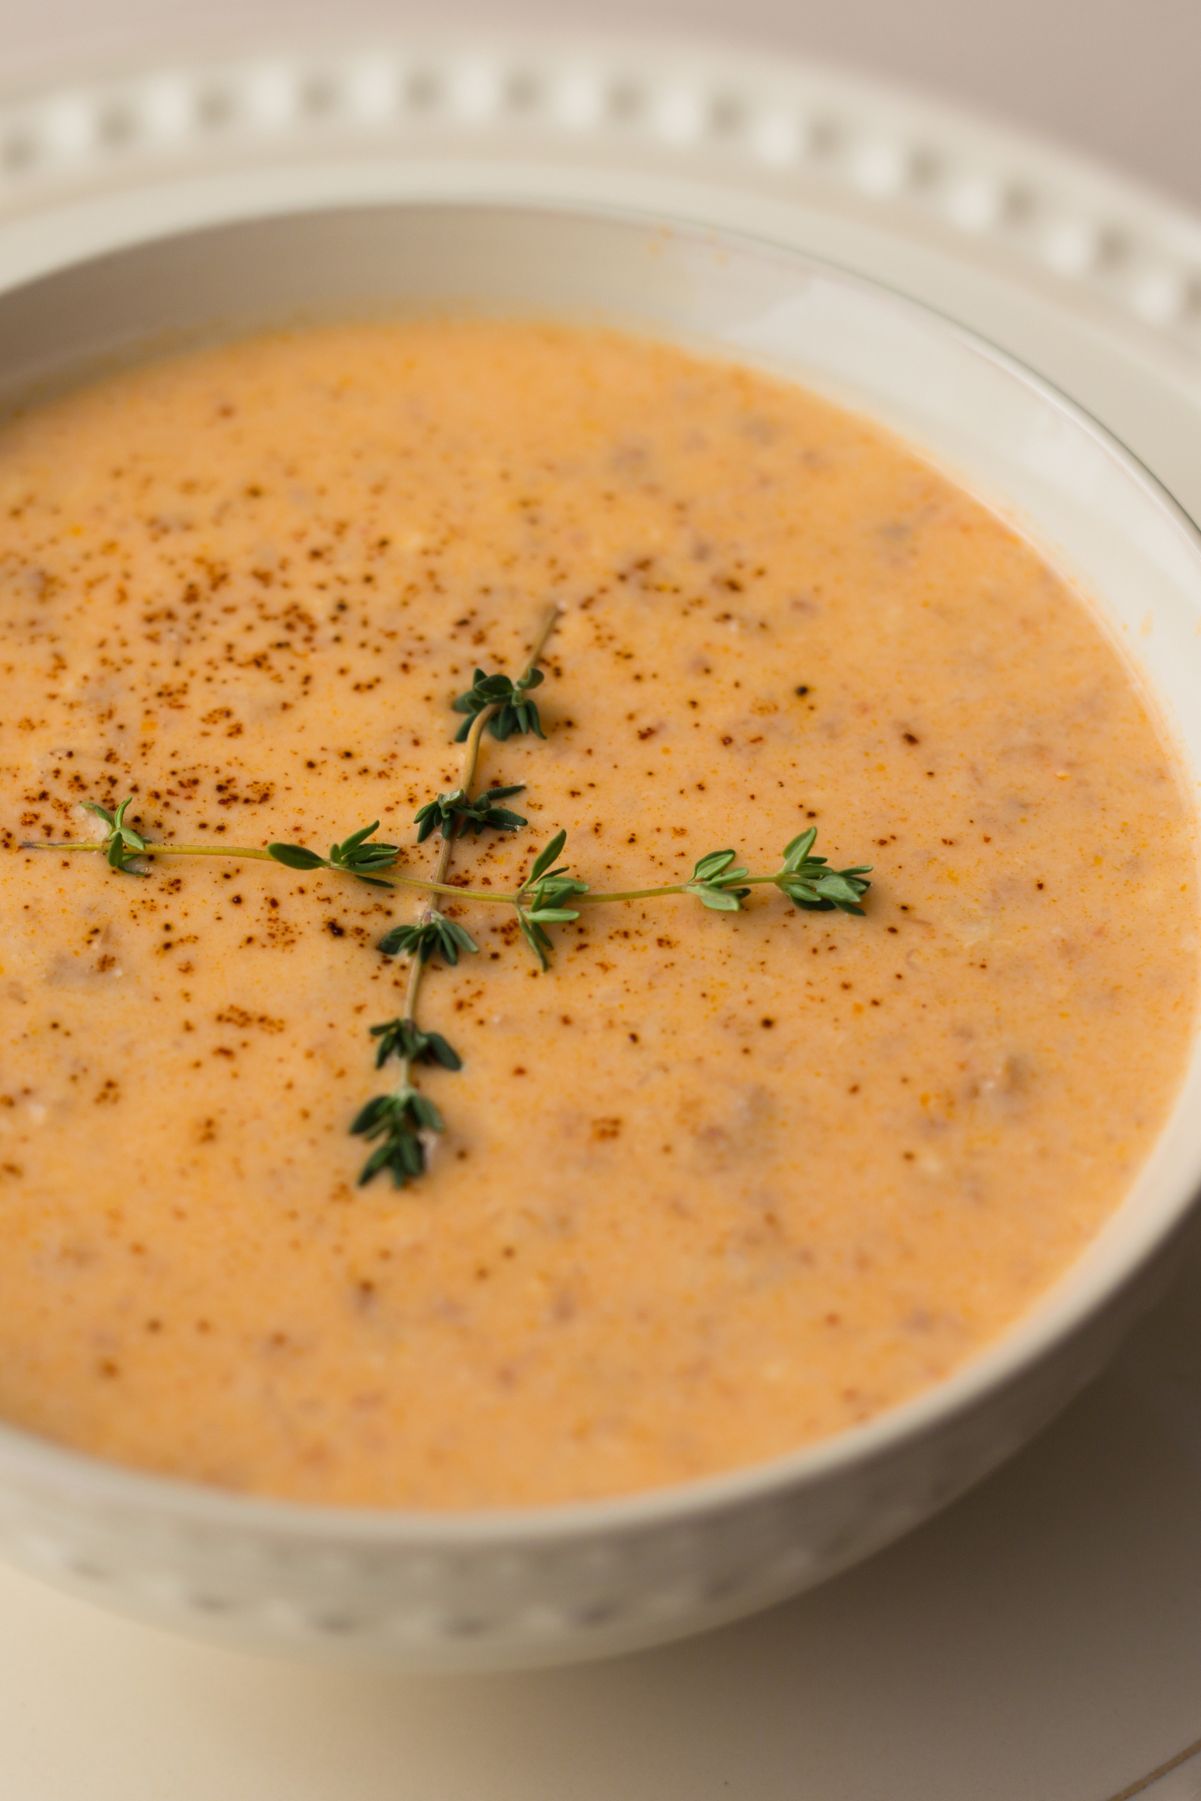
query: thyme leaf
267 821 400 887
413 784 528 843
684 848 751 912
377 910 479 966
369 1017 462 1071
514 829 590 968
777 828 872 915
452 664 546 742
81 797 148 876
350 1087 445 1188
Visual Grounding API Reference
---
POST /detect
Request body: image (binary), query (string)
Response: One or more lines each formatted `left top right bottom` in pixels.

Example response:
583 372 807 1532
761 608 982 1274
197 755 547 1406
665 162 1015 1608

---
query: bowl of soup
0 202 1198 1669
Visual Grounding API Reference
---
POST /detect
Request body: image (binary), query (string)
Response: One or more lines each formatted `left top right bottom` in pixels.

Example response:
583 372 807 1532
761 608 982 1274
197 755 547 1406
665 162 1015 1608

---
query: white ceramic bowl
1 203 1199 1671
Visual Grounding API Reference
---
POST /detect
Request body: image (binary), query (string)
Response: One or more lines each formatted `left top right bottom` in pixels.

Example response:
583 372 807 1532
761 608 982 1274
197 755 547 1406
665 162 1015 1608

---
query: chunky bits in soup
0 320 1195 1507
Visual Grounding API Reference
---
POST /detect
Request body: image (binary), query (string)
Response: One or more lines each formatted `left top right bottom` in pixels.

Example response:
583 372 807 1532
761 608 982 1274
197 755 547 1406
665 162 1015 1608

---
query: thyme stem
18 852 822 908
573 875 778 905
22 840 277 860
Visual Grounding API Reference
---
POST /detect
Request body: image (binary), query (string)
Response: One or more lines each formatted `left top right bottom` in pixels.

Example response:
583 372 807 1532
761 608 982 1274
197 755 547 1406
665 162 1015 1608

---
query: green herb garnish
684 849 752 912
369 1017 462 1071
413 784 527 844
511 829 590 970
267 821 400 886
452 664 546 742
776 826 872 914
350 1087 445 1188
377 911 479 966
80 796 148 875
21 602 873 1191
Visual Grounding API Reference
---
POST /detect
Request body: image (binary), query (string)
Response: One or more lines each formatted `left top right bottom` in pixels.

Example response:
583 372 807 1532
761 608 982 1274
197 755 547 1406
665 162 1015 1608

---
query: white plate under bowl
1 199 1199 1683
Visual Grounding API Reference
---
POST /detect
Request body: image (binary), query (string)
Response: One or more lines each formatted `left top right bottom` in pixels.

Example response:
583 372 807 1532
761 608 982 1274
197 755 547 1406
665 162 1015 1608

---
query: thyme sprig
581 833 871 919
358 604 563 1186
27 815 871 933
20 600 875 1192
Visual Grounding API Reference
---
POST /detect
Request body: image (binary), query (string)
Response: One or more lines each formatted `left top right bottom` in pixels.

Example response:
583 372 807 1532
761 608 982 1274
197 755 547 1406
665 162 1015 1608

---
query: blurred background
0 0 1199 207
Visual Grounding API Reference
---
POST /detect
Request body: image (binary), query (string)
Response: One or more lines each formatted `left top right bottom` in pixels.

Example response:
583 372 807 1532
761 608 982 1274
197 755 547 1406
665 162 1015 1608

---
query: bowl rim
2 193 1199 1546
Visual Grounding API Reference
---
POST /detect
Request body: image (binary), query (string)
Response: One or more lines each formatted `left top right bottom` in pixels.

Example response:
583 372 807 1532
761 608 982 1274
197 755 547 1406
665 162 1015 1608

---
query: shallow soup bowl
0 202 1199 1671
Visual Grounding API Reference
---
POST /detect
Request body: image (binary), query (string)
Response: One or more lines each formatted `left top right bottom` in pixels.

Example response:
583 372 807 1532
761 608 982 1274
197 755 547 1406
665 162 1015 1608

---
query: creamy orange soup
0 320 1195 1508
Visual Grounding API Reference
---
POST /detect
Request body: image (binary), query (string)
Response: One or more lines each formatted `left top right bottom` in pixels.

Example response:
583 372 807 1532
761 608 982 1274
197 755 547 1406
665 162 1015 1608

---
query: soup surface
0 321 1195 1507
